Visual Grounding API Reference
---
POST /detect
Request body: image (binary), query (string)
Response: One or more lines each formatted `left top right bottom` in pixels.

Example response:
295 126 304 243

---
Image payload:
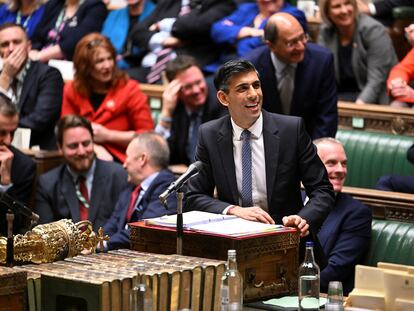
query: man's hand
92 123 111 143
159 79 182 125
1 45 26 86
282 215 309 237
0 145 13 185
229 205 275 224
405 24 414 47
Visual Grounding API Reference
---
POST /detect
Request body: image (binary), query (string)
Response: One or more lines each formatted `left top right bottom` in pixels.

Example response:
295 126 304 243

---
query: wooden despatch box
130 221 300 301
0 267 27 311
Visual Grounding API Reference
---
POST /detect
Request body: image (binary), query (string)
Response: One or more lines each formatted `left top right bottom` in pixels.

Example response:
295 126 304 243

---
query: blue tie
241 130 253 207
187 112 201 163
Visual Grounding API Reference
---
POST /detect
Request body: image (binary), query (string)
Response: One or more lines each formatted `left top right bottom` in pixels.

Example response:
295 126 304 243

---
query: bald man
244 12 337 140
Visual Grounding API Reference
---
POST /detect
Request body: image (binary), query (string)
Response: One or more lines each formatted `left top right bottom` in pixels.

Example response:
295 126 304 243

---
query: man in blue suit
244 12 337 139
313 137 372 295
103 132 177 250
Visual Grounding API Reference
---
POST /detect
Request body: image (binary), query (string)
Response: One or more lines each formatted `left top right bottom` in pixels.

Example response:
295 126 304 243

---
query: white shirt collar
230 113 263 140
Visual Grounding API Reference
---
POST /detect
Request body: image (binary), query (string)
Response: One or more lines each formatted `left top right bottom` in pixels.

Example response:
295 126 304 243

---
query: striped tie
75 176 90 220
241 130 253 207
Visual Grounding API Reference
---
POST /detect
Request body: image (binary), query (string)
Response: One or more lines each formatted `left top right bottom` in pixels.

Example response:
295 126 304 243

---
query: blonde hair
319 0 358 26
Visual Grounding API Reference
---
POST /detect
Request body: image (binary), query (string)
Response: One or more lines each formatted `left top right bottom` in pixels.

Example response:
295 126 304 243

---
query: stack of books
14 249 226 311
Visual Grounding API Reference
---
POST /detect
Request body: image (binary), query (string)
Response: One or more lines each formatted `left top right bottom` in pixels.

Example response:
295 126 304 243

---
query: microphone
159 161 204 205
0 191 39 223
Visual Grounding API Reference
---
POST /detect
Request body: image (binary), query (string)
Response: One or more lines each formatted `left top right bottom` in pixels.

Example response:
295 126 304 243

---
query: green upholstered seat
336 130 414 188
364 219 414 267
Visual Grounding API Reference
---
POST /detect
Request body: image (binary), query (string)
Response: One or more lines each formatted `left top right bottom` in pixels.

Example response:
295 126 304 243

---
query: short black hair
55 115 93 146
214 59 258 93
0 22 27 39
165 55 200 81
0 94 18 118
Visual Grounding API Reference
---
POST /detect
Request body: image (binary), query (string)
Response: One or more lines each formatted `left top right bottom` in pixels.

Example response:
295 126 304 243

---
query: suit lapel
291 52 309 115
262 112 280 208
217 118 239 204
18 63 36 111
61 168 81 222
318 194 342 249
260 50 282 113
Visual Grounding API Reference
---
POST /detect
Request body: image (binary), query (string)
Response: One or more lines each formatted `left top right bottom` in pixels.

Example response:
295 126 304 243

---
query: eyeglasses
86 39 103 49
180 79 203 92
285 33 309 49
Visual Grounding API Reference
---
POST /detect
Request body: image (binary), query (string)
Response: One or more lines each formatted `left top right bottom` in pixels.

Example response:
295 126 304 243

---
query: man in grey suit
187 59 334 237
34 115 128 231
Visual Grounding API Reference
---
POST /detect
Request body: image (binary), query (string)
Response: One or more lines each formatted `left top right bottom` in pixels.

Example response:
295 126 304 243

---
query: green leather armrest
364 219 414 267
393 6 414 20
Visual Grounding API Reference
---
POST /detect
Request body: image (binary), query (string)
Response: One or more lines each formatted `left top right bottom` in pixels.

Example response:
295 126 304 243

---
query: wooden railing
338 101 414 136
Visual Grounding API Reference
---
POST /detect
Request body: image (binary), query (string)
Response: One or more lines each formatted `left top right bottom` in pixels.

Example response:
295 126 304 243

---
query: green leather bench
336 130 414 188
364 219 414 267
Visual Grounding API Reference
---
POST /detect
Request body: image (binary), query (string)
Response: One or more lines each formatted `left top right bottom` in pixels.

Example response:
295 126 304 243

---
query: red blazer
62 79 154 162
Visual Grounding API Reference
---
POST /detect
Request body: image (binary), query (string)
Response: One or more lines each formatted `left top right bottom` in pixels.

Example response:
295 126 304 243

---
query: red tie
77 176 90 221
126 185 141 222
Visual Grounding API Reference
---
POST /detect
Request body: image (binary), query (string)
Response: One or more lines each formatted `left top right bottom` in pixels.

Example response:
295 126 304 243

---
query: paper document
145 211 286 236
145 211 236 228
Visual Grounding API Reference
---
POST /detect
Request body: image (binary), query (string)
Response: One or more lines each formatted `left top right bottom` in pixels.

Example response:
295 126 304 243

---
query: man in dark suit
0 95 36 236
127 0 235 83
103 132 177 250
244 12 337 140
0 23 63 150
155 55 226 165
34 115 128 232
187 59 334 237
313 137 372 295
376 144 414 194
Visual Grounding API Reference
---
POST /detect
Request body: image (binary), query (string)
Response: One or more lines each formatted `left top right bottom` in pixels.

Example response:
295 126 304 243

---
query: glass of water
325 281 344 311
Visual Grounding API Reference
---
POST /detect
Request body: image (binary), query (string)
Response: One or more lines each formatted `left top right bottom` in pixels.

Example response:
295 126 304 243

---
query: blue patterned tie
241 130 253 207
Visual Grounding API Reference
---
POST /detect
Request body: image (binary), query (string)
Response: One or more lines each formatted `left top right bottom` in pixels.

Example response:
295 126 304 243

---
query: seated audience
0 23 63 149
0 95 36 236
0 0 45 38
387 26 414 107
186 59 334 241
211 0 306 59
376 144 414 193
313 137 372 295
102 0 155 69
103 131 177 250
155 55 226 165
245 12 338 139
318 0 397 104
61 33 154 163
35 115 128 232
29 0 107 62
357 0 414 26
127 0 235 83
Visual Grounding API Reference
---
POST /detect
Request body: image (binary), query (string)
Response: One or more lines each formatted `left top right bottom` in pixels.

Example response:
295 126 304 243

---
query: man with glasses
245 12 338 139
155 55 226 165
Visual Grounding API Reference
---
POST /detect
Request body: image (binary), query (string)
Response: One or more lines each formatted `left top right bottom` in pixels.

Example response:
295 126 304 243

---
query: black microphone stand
176 186 184 255
6 209 14 267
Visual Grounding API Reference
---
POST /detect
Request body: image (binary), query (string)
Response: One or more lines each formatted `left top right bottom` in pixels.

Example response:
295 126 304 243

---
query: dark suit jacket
186 111 334 231
0 146 36 235
374 0 413 17
168 78 227 165
34 159 128 231
103 169 177 250
318 193 372 295
18 61 63 149
31 0 107 60
129 0 235 67
375 143 414 193
244 43 338 139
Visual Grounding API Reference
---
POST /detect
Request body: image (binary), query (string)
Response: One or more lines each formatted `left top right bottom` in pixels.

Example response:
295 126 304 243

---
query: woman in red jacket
62 33 154 162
